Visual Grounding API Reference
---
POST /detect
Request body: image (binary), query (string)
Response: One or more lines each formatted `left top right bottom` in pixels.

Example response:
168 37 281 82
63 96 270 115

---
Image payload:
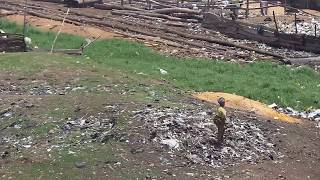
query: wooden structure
202 13 320 54
0 33 26 52
64 0 102 7
284 0 320 10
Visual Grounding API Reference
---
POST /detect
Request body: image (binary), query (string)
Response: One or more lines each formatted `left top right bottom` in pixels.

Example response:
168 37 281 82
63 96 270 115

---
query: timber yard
0 0 319 179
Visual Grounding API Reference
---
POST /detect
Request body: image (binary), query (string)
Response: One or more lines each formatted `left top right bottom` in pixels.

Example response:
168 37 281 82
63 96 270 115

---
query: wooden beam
294 13 297 34
273 11 279 34
246 0 249 18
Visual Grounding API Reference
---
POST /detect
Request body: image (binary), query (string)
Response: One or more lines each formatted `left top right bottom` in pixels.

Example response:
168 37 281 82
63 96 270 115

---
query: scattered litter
161 139 179 149
159 68 168 75
23 145 31 149
135 107 280 167
75 161 86 169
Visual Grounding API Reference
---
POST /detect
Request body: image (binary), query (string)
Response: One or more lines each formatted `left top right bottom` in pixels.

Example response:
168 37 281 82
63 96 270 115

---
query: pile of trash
269 103 320 123
134 107 280 167
60 106 128 144
279 108 320 121
277 18 320 36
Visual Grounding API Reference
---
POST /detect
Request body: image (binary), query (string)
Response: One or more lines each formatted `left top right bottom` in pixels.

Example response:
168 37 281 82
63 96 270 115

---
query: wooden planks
202 13 320 54
0 34 26 52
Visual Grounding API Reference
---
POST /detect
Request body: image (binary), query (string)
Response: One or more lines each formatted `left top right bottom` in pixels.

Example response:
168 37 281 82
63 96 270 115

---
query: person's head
218 97 225 107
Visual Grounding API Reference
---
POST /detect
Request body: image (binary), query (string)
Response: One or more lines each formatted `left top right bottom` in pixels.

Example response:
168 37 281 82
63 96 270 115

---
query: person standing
260 0 268 16
213 97 227 145
229 0 243 20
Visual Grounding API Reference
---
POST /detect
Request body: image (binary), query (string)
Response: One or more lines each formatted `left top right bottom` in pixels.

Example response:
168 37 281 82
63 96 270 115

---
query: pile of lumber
65 0 103 6
202 12 320 54
0 34 26 52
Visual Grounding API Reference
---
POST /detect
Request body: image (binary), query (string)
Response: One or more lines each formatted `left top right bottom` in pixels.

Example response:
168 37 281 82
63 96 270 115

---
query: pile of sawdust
193 92 301 124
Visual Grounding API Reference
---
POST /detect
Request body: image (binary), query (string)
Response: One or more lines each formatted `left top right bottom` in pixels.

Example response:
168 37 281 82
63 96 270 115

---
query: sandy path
4 14 122 39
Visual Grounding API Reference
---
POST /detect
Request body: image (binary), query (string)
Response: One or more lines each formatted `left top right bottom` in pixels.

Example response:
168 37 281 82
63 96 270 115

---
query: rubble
75 161 87 169
277 18 320 36
134 107 280 167
271 105 320 123
160 139 179 149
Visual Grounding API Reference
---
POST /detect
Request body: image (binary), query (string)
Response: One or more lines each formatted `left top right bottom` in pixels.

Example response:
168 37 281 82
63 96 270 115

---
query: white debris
71 86 86 91
4 112 12 117
23 145 31 148
275 18 320 36
159 68 168 75
268 103 278 109
161 139 179 149
0 29 7 38
186 172 195 176
24 37 32 45
308 109 320 119
68 150 76 154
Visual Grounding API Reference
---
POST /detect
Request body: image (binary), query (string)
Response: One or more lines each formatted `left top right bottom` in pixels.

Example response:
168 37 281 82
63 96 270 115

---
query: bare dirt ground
6 14 120 39
0 52 318 179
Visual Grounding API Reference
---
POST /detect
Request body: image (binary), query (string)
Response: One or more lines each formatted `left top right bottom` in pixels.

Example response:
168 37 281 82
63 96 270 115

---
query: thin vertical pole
50 9 70 54
273 11 279 34
23 0 28 37
294 13 297 34
284 0 287 12
315 24 317 37
147 0 151 10
246 0 249 18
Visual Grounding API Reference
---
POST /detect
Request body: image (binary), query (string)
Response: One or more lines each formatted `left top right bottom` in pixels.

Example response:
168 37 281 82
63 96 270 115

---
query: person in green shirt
213 97 227 145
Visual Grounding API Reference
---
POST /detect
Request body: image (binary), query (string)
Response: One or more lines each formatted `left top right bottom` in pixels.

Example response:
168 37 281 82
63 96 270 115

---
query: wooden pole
50 8 70 54
294 13 297 34
121 0 124 6
284 0 287 12
246 0 249 18
149 0 152 10
273 11 279 34
23 0 28 37
315 24 317 37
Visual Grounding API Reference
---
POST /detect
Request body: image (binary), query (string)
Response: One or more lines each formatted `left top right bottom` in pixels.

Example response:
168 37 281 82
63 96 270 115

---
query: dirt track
6 14 120 39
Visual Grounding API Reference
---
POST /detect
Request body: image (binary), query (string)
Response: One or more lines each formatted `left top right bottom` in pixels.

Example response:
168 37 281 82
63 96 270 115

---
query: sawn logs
202 12 320 54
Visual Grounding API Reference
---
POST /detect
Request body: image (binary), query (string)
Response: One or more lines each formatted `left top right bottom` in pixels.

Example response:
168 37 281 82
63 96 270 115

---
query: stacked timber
0 34 26 52
64 0 102 6
33 0 64 3
202 12 320 54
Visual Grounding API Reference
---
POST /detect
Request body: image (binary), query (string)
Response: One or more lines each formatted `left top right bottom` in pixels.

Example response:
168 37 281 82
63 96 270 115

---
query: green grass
85 40 320 110
0 20 83 49
1 20 320 110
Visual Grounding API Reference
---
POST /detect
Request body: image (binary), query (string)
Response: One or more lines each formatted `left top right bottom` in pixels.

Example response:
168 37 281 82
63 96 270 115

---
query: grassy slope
1 20 319 110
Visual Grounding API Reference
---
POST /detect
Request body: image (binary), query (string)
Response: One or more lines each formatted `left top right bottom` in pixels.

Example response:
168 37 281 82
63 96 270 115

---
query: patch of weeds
33 122 56 138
